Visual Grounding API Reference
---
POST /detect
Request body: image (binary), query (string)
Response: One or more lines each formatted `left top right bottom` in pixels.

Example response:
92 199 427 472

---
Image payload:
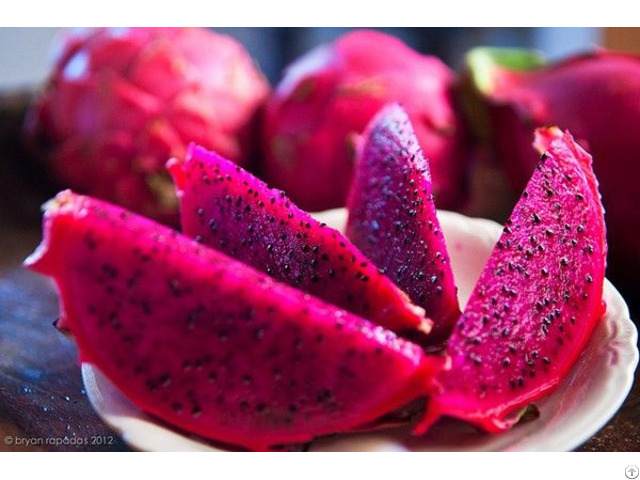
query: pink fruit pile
25 102 607 450
25 27 270 225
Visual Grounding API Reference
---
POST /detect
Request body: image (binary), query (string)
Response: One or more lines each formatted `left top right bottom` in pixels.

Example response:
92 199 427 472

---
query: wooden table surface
0 92 638 452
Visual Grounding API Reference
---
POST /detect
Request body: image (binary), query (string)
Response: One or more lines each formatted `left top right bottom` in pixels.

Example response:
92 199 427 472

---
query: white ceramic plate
82 209 638 452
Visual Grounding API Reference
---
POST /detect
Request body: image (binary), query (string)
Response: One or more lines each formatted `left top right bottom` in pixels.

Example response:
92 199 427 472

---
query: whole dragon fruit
463 47 639 306
25 27 270 225
346 104 460 342
25 190 441 451
416 128 607 433
261 29 470 211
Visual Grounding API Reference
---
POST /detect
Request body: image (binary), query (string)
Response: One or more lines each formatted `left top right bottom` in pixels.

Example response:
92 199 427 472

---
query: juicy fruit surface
168 144 431 341
346 104 460 342
417 128 607 433
26 27 270 223
262 29 470 211
25 191 437 451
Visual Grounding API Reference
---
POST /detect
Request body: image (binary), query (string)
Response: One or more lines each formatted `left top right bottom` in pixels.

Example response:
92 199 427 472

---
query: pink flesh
168 144 432 342
346 104 461 343
415 129 607 434
25 191 437 451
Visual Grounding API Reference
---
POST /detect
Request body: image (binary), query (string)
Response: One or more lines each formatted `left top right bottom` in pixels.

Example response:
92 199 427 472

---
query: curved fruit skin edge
414 128 607 435
24 190 442 451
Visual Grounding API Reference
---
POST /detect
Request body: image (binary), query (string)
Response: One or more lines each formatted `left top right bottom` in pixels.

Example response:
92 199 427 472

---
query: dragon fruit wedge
463 47 639 306
24 190 442 451
168 144 432 342
415 128 607 434
261 29 470 212
25 27 270 225
346 104 460 343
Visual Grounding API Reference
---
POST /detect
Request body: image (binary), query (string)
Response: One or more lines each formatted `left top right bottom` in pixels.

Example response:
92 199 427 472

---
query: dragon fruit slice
415 127 607 434
168 144 431 341
464 47 639 309
25 190 440 451
25 27 270 224
261 29 470 211
345 104 460 342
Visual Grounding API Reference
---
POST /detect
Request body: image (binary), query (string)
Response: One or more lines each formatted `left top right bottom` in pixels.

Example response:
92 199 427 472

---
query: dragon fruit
168 144 431 342
345 104 460 342
261 29 470 211
415 128 607 434
25 190 441 451
25 27 270 225
464 47 638 305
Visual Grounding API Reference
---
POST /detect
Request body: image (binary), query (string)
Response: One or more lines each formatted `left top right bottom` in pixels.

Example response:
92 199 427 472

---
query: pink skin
25 191 442 451
416 129 607 434
262 29 470 212
346 104 461 343
25 27 270 225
